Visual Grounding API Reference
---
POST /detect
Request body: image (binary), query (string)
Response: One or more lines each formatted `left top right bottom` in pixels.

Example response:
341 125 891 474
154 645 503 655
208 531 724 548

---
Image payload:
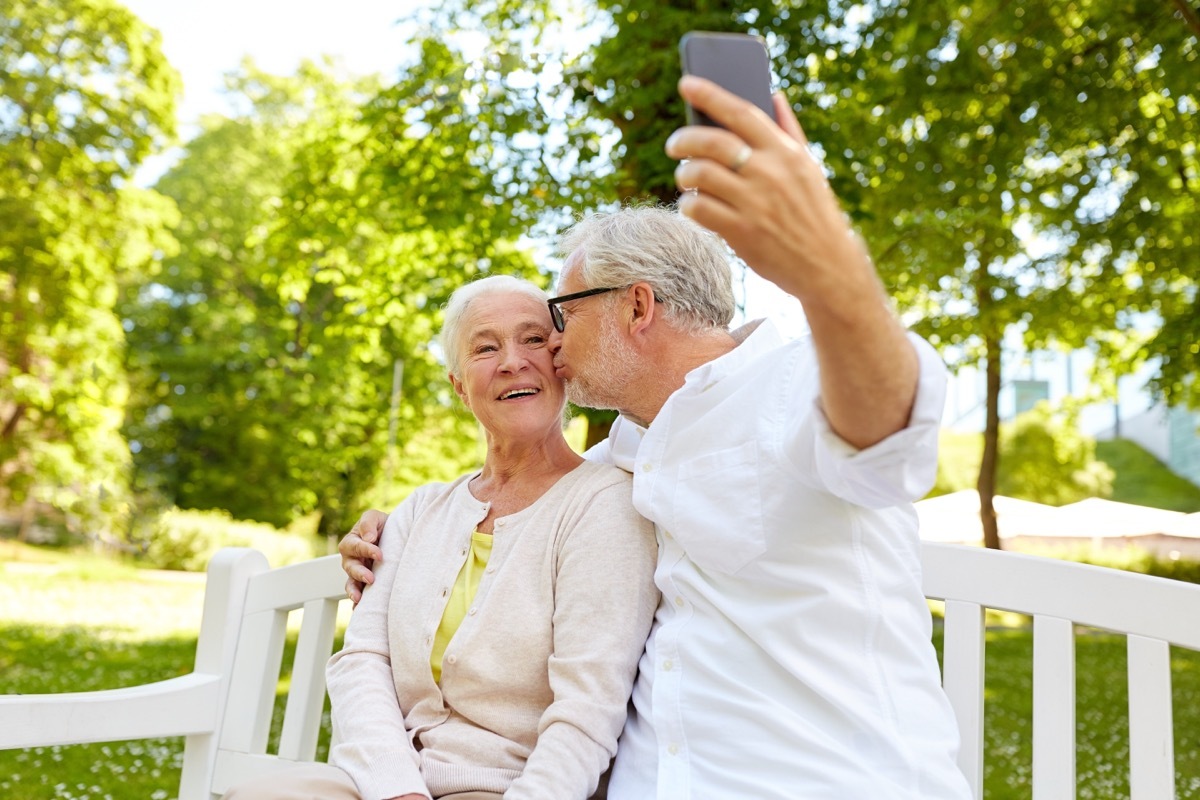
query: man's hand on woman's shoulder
339 509 388 604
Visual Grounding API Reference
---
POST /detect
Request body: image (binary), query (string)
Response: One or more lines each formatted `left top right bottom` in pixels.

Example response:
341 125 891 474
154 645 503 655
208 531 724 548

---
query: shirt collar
681 318 783 392
606 318 787 463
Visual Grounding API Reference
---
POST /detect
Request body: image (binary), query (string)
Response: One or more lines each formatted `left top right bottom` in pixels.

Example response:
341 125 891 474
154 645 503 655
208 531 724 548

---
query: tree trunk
17 494 34 543
978 334 1003 550
584 414 615 452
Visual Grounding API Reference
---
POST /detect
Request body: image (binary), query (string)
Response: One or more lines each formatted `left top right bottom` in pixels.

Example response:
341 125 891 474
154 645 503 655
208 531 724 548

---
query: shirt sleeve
326 497 430 800
788 332 948 509
503 477 659 800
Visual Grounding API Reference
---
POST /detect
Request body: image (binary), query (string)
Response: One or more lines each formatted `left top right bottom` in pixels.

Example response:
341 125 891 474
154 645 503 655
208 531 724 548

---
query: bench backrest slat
278 596 341 761
1031 614 1075 800
940 598 985 799
219 608 290 756
1127 634 1175 800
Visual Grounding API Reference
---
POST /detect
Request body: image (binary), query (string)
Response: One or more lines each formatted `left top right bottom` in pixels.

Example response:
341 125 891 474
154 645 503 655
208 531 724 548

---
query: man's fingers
345 577 363 606
358 509 388 545
348 561 376 586
338 532 383 563
678 75 777 147
772 92 806 145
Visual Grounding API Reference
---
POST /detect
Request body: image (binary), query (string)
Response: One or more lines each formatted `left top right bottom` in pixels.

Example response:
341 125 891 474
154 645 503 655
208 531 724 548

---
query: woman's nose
498 345 526 372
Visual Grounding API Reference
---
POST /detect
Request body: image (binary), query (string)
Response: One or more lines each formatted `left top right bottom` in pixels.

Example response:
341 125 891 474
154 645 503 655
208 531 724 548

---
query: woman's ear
449 372 470 409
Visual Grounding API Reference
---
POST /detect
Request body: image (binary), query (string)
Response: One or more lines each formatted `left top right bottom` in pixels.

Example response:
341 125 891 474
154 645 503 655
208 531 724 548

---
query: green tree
124 55 541 535
997 402 1114 505
0 0 179 541
817 0 1198 546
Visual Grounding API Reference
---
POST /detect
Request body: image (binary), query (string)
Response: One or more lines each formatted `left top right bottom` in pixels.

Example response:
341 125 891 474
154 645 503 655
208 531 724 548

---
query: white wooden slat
941 599 986 800
178 548 269 800
218 607 289 753
0 674 220 749
1127 635 1175 800
921 543 1200 650
1032 615 1075 800
277 597 341 761
243 555 347 614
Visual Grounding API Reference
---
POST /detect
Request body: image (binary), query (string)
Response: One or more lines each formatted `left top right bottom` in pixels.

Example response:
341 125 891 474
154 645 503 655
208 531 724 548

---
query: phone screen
679 31 774 128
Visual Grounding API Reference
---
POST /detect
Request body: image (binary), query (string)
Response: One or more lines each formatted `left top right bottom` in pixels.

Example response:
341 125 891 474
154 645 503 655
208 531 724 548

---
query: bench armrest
0 672 221 749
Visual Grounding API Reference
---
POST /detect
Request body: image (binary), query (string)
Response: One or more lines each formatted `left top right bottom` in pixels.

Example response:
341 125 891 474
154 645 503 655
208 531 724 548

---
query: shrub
141 508 317 571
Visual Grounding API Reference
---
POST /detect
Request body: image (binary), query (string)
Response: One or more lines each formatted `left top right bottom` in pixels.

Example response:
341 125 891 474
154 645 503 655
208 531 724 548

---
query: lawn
1096 439 1200 512
2 543 1199 799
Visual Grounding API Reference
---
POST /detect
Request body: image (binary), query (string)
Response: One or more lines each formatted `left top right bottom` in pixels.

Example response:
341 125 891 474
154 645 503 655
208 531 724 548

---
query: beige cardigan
327 461 658 800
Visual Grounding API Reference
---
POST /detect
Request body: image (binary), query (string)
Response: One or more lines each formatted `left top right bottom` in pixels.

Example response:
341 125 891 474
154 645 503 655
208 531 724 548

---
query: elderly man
340 76 970 799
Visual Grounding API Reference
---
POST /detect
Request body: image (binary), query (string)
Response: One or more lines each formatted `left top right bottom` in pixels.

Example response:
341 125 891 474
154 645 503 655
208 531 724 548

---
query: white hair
556 204 736 333
439 276 549 378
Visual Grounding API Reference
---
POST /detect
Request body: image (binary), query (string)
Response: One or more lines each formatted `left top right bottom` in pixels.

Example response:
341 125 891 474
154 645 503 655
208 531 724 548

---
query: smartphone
679 31 775 128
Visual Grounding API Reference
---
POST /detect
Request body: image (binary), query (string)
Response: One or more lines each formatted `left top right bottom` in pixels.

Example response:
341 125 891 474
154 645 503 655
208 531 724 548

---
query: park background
2 0 1198 798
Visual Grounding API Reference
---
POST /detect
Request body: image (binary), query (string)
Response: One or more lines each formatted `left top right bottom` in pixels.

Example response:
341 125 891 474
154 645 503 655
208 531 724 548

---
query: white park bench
2 543 1199 799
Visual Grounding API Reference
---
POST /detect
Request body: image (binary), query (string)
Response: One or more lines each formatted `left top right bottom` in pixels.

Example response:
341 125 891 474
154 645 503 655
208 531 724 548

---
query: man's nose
548 328 563 356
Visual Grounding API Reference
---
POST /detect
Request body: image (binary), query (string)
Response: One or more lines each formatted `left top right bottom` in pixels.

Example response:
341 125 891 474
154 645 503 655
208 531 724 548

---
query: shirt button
668 744 680 756
642 463 654 472
447 655 457 665
663 660 673 671
486 566 496 574
468 607 478 616
441 588 449 598
424 636 432 645
674 596 685 607
459 548 468 557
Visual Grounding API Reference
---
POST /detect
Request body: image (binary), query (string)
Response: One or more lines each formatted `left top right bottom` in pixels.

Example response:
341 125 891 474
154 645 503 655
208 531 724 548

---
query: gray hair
440 275 549 378
556 205 736 332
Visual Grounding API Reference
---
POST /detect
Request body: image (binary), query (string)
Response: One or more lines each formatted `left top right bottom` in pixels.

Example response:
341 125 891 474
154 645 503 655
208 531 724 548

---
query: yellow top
431 530 494 683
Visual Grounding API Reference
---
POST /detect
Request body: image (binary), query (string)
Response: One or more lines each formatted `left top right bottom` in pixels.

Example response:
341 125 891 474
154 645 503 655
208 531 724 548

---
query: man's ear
627 282 658 336
449 372 470 409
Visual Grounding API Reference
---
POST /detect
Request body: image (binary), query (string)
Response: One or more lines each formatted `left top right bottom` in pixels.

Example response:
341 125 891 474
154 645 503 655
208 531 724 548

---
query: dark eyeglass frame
546 286 620 333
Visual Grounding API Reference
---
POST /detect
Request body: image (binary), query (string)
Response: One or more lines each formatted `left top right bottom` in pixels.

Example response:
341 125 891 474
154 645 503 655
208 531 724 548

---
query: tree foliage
818 0 1197 544
123 56 542 534
403 0 1197 543
0 0 179 539
4 0 1195 543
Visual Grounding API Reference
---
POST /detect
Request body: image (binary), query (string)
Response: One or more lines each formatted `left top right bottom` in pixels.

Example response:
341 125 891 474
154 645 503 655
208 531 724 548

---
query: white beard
564 313 639 412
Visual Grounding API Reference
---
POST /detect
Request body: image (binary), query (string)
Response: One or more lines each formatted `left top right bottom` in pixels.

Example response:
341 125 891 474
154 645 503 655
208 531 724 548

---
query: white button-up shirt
589 320 970 800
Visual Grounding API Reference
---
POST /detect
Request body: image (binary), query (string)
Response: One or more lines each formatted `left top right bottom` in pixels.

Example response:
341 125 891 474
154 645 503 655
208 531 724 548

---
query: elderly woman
225 276 658 800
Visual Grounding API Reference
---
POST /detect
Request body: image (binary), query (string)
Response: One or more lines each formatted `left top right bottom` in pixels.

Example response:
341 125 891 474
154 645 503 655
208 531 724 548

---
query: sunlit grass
2 549 1199 798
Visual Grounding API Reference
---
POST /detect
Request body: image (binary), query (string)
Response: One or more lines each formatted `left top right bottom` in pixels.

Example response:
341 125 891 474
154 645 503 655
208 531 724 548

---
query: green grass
1096 439 1200 512
3 546 1200 798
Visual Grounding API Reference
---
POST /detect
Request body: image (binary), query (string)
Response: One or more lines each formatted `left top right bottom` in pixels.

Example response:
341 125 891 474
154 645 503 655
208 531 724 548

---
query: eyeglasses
546 286 620 333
